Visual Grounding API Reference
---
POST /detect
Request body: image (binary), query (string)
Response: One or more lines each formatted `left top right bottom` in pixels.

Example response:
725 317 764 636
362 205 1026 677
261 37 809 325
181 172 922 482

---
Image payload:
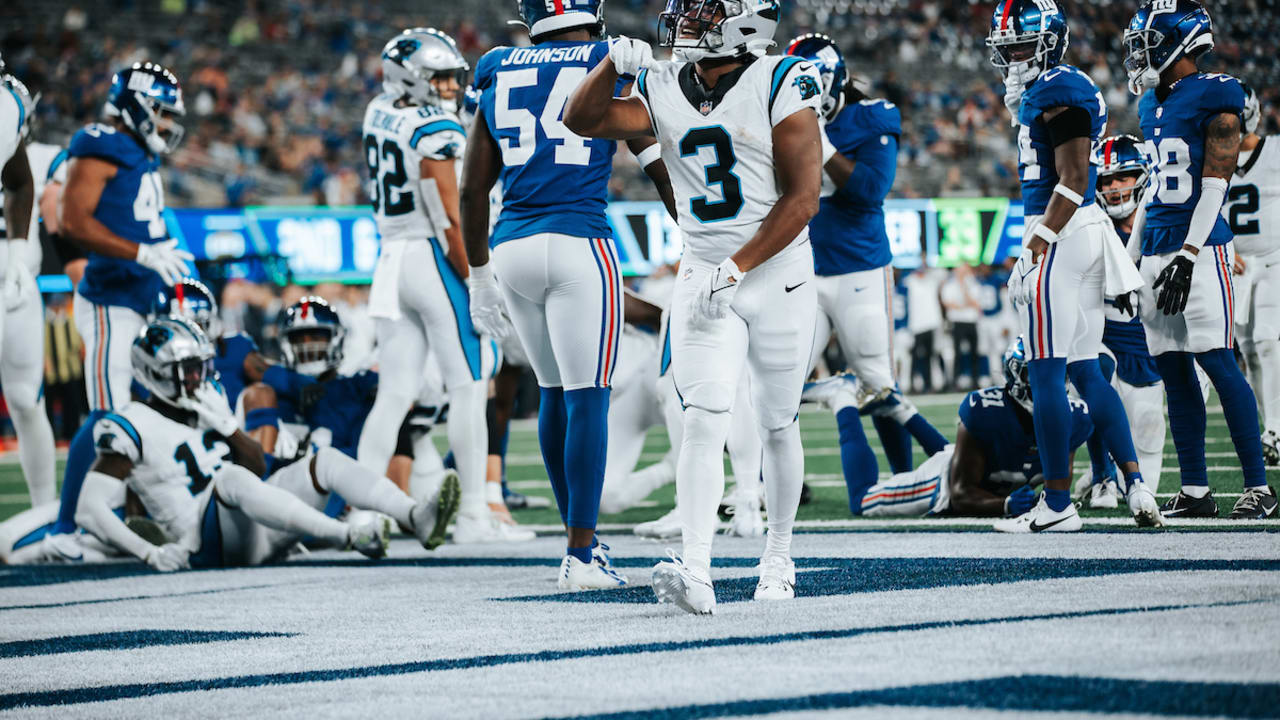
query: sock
838 407 880 512
872 415 912 473
1155 352 1208 489
677 406 732 572
1028 358 1072 483
537 387 570 525
216 465 348 545
1085 431 1114 484
761 420 805 559
1196 348 1267 488
311 448 415 529
1256 339 1280 432
54 409 107 533
567 544 592 563
1068 359 1139 467
1044 488 1071 512
564 387 610 530
446 379 490 519
1124 470 1145 493
1183 485 1210 498
10 398 56 506
903 413 949 456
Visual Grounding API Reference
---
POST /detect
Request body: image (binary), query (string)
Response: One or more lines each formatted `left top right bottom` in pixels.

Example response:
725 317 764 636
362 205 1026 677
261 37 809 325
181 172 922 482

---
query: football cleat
993 496 1081 533
800 372 860 411
40 532 86 563
634 507 682 540
1261 431 1280 467
411 469 460 550
1228 486 1278 520
1159 490 1219 518
558 554 628 591
754 555 796 601
724 498 765 537
652 551 715 615
453 510 536 543
591 540 627 578
347 510 391 559
503 486 551 510
1125 481 1164 528
1089 478 1121 510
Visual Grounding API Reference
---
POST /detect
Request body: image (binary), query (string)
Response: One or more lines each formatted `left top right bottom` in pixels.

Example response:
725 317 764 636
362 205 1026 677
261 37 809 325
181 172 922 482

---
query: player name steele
500 45 594 66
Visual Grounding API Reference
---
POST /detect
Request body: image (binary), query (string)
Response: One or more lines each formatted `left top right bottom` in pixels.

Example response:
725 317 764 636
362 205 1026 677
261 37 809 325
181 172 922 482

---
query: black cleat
1228 486 1278 519
1159 490 1219 518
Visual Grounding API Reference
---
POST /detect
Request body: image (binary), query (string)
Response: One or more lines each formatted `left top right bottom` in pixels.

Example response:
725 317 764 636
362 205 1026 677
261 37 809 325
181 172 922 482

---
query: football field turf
1 393 1278 718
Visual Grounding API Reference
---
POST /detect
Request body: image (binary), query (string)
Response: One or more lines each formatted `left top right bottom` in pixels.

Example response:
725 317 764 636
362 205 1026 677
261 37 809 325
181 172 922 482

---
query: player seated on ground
75 316 459 571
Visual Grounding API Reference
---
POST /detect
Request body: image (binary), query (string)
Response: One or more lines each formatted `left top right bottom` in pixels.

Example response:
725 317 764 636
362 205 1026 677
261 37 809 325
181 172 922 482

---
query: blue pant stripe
587 239 609 388
430 239 483 381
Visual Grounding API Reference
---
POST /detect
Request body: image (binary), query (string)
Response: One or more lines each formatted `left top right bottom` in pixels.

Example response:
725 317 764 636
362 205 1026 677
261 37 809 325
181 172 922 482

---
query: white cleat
411 470 461 550
651 552 715 615
993 496 1082 533
725 498 765 537
591 541 630 583
754 554 796 601
40 532 86 563
1088 479 1120 510
800 372 860 410
346 510 391 559
634 507 682 540
1126 481 1165 528
452 511 537 543
558 554 629 591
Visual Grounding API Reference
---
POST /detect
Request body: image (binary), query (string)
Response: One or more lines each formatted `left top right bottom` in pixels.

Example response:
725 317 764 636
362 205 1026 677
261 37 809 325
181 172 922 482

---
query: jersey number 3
680 126 743 223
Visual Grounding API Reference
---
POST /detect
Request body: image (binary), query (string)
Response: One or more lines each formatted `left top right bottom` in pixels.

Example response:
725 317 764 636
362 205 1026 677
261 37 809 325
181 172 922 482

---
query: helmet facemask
382 31 469 113
282 327 342 377
987 26 1064 87
131 319 215 408
1097 169 1149 220
1002 338 1033 413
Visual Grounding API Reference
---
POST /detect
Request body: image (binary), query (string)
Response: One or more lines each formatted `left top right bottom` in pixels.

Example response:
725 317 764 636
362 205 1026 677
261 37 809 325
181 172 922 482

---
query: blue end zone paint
0 630 295 659
0 599 1267 711
549 675 1280 720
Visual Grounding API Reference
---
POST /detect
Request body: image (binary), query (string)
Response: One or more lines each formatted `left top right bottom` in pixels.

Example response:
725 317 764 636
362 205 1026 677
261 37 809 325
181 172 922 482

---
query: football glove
178 382 239 437
1153 251 1195 316
145 542 190 572
691 258 742 327
1004 485 1037 518
136 239 194 287
608 35 654 77
467 264 512 340
1006 249 1038 308
1112 291 1137 318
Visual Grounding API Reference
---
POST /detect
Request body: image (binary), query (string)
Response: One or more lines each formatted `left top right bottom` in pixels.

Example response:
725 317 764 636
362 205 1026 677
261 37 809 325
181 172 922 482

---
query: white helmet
658 0 780 63
1243 81 1261 135
381 28 469 113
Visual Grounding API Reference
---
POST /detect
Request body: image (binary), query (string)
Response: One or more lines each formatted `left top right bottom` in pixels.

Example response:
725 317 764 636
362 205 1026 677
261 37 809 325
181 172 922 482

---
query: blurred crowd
2 0 1277 208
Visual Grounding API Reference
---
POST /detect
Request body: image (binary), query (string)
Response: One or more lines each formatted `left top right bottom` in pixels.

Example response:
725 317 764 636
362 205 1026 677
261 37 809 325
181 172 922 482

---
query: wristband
1177 248 1198 262
1032 224 1059 243
634 143 662 168
1052 183 1084 206
468 263 494 283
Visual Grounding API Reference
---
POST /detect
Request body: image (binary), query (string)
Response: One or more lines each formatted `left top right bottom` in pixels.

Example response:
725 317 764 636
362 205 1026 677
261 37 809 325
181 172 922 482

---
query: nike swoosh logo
785 283 806 293
1029 515 1073 532
852 286 868 293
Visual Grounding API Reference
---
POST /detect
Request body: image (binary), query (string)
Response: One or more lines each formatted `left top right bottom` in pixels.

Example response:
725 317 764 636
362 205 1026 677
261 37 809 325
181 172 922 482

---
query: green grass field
1 391 1262 529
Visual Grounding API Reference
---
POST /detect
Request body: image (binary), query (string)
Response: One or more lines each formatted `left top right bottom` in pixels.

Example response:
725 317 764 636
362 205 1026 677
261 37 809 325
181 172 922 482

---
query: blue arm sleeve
837 135 898 206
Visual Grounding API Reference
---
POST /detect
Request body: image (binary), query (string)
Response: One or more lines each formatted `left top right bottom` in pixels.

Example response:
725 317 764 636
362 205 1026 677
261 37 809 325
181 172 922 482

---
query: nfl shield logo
699 100 713 115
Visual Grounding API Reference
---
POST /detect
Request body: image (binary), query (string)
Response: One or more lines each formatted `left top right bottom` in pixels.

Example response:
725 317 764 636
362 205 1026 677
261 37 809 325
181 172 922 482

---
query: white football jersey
361 94 465 243
93 401 233 542
0 84 20 168
1225 137 1280 260
632 55 824 265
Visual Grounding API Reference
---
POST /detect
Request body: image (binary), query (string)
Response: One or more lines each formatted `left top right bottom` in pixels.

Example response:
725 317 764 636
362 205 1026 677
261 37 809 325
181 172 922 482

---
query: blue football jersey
958 387 1092 487
67 123 173 314
893 279 908 332
810 99 900 275
1137 73 1246 256
1017 65 1107 215
473 41 620 246
273 371 377 460
978 272 1006 318
213 333 259 407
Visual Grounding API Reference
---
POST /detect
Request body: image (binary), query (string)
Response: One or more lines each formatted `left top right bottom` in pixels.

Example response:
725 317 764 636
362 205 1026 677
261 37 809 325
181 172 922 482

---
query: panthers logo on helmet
387 37 421 61
140 325 175 355
792 74 820 101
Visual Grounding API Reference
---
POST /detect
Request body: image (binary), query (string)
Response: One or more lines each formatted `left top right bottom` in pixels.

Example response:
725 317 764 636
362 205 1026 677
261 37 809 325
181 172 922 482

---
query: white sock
761 420 804 560
446 379 490 519
215 465 348 546
10 399 55 505
312 447 415 528
677 406 732 572
1256 339 1280 435
1182 485 1210 499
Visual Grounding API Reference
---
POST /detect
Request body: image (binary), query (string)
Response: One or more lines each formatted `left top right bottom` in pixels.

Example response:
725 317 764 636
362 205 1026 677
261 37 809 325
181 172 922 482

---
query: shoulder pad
1025 66 1098 113
472 48 510 91
855 99 902 136
410 115 467 159
94 410 144 463
68 124 144 167
1195 73 1246 116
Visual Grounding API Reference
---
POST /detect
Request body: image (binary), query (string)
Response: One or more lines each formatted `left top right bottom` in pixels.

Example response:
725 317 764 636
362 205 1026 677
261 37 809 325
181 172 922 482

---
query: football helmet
280 296 345 377
1243 81 1260 135
381 28 469 113
151 278 221 339
2 73 37 140
986 0 1069 85
1124 0 1214 96
784 34 847 121
104 62 185 155
515 0 606 40
1095 135 1151 220
131 316 215 407
1003 337 1032 412
659 0 780 63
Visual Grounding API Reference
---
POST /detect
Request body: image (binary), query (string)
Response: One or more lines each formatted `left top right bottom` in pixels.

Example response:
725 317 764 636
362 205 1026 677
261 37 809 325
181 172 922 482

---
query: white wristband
634 143 662 168
468 263 493 283
1032 224 1059 243
1052 183 1084 206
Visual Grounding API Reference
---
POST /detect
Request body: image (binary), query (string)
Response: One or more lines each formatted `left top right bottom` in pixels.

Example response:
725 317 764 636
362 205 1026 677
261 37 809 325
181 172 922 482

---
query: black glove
1153 253 1195 316
1113 291 1137 318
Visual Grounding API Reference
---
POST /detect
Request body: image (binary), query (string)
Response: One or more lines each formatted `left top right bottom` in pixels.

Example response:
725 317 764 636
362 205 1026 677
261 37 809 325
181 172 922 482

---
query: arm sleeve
837 134 898 205
768 59 824 127
94 413 143 464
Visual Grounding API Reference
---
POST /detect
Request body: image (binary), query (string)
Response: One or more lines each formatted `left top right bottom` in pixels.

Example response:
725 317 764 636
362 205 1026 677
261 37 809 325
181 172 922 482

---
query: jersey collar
677 57 756 116
1237 136 1266 177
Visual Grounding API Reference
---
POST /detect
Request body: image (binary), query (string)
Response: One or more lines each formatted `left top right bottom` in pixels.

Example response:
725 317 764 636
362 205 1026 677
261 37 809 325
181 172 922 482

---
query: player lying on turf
74 316 458 571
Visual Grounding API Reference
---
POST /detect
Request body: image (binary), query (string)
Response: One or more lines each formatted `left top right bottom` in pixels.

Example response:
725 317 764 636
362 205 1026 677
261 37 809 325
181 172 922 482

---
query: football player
48 62 195 555
0 68 56 508
784 33 949 488
1225 83 1280 466
462 0 672 591
988 0 1159 533
1123 0 1276 518
853 339 1084 520
354 29 512 543
76 316 457 571
565 0 822 613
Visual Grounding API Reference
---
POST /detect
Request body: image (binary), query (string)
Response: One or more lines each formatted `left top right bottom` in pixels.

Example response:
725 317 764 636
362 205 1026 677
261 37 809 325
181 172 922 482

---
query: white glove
609 35 654 77
467 264 512 340
178 381 239 437
135 239 194 287
1007 249 1038 308
1003 73 1024 126
145 542 190 572
691 258 743 327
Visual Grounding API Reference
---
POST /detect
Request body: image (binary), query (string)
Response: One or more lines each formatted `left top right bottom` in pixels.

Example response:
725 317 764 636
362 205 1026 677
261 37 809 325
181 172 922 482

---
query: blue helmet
784 34 847 121
1095 135 1151 220
280 296 345 377
151 278 220 339
131 316 215 406
1123 0 1215 96
516 0 605 41
1003 337 1032 412
985 0 1069 82
105 61 185 155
